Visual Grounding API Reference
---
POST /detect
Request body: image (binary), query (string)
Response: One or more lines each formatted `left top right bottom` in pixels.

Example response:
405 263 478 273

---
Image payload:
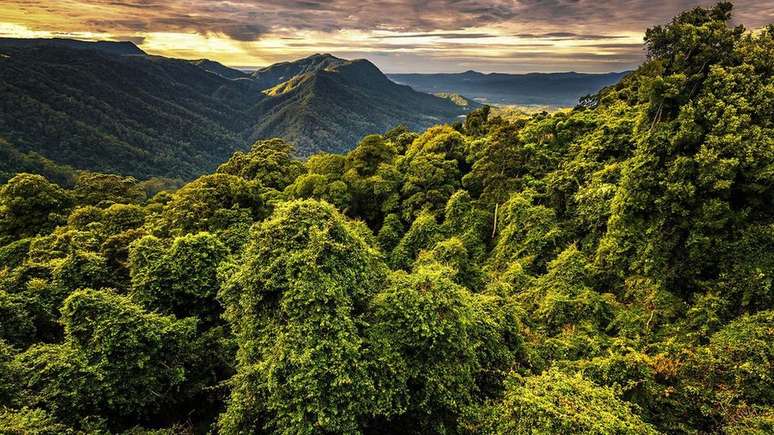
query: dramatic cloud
0 0 772 72
371 33 499 39
514 33 629 40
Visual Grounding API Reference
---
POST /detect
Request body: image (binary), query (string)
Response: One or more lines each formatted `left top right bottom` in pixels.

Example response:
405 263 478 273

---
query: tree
466 369 656 434
217 138 304 190
129 232 228 323
489 190 563 273
0 290 35 348
0 173 72 241
368 265 479 431
679 310 774 431
14 289 197 427
159 173 265 235
596 6 773 295
73 172 146 206
218 200 399 434
0 407 74 435
345 134 396 178
463 106 491 137
390 210 443 270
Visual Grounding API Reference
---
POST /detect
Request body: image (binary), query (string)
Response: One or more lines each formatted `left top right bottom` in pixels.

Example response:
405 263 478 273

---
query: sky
0 1 772 73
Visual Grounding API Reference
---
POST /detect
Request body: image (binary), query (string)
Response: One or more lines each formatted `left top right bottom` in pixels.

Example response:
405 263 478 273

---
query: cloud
6 1 774 39
371 32 498 39
219 23 268 41
514 32 628 40
1 0 772 73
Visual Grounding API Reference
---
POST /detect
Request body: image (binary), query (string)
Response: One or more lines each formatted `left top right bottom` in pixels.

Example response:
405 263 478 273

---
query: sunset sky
1 1 772 73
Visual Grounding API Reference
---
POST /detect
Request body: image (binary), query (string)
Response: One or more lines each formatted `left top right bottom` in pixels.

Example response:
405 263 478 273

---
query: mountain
247 54 476 155
189 59 251 80
251 53 349 89
389 70 630 107
0 40 264 180
0 40 474 180
0 37 145 56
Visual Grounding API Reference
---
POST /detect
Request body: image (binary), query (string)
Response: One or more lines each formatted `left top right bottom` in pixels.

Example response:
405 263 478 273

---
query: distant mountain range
0 38 473 180
389 70 629 107
0 38 627 182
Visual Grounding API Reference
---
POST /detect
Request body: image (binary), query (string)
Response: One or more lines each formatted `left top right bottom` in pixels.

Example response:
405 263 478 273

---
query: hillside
389 70 629 107
0 43 473 179
189 59 251 79
0 40 264 180
248 54 477 155
251 52 349 89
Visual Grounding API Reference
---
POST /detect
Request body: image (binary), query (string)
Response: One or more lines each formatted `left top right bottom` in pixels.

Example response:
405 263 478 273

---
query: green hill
0 44 474 179
0 41 263 180
248 55 478 155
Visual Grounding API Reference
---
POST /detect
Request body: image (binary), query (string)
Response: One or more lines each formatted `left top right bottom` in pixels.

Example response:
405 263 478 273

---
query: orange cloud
0 0 771 72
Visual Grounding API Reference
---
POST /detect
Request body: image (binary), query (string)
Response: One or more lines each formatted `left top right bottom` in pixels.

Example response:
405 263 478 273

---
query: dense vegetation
0 46 470 181
0 3 772 433
0 42 262 180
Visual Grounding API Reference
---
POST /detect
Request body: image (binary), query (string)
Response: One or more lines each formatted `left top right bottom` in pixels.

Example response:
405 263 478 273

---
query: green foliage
519 245 615 335
74 172 146 206
376 212 404 253
63 289 196 414
398 142 461 221
415 237 483 290
0 339 19 405
129 232 228 323
0 407 74 435
0 290 35 347
390 210 443 270
595 6 773 294
0 45 263 180
285 173 350 210
219 200 395 434
13 289 197 427
679 310 774 430
52 251 112 292
370 264 520 431
0 173 72 241
489 190 562 272
463 105 491 137
0 238 31 270
345 134 397 177
724 407 774 435
369 265 478 430
217 138 304 190
466 369 655 434
158 173 265 235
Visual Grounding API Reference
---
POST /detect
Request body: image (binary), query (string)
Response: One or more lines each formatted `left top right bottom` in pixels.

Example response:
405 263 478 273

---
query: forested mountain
0 41 263 180
1 3 773 434
390 70 629 106
0 44 471 181
250 53 350 89
0 38 145 55
248 54 477 155
190 59 252 80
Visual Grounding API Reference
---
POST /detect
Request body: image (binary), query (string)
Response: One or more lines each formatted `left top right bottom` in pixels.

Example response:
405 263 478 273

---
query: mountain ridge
0 40 475 179
248 54 476 154
389 70 630 106
0 37 146 56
